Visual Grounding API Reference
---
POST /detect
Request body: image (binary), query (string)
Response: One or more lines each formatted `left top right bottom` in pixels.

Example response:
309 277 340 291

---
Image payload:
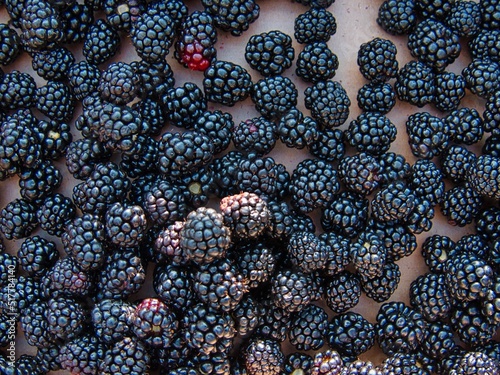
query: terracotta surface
3 0 498 373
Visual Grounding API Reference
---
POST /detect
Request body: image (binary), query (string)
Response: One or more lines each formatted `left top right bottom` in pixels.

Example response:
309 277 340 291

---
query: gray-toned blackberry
143 178 186 227
289 158 340 214
324 271 362 313
441 145 477 184
18 159 62 202
183 301 236 356
327 312 375 357
444 0 482 37
67 60 101 101
304 80 351 129
41 255 93 299
180 207 232 265
361 261 401 302
448 351 500 375
235 155 282 199
409 272 454 322
467 154 500 201
287 231 328 274
58 332 106 375
370 219 417 261
344 112 397 156
174 10 217 71
294 7 336 44
375 301 427 356
98 62 139 105
450 300 498 347
0 23 20 65
441 184 483 227
0 197 38 240
288 304 328 351
284 353 313 375
103 0 145 31
232 241 276 289
252 76 298 120
381 353 428 375
357 38 399 82
278 108 318 150
321 191 368 238
271 268 319 313
31 45 75 81
19 0 63 50
244 337 284 375
131 59 175 100
59 2 95 44
469 29 500 63
395 60 435 107
377 0 418 35
310 350 343 375
20 300 54 348
356 81 396 114
99 337 150 375
462 58 500 99
338 152 381 196
36 119 72 160
0 70 37 110
308 128 345 162
105 201 148 248
203 60 252 107
161 82 207 128
91 298 135 344
17 236 58 279
96 248 146 301
45 296 87 342
480 0 500 29
82 19 120 65
296 42 339 83
371 181 416 223
153 263 194 310
120 135 159 178
244 30 294 76
193 110 233 155
37 193 77 237
406 112 450 159
202 0 260 36
231 117 278 156
72 161 131 216
433 71 466 112
65 138 111 180
319 232 351 277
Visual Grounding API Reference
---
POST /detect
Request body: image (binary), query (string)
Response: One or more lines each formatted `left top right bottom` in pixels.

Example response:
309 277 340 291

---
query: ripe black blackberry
120 135 158 178
287 231 328 274
455 233 489 259
449 351 500 375
360 261 401 302
294 7 336 44
324 271 362 313
103 0 144 31
284 353 313 375
381 353 428 375
288 304 328 351
377 0 418 35
319 232 351 277
409 272 453 322
483 90 500 135
406 112 450 159
327 312 375 357
0 70 37 110
296 42 339 83
310 350 343 375
235 155 284 199
59 333 106 375
350 230 387 280
98 62 139 105
370 220 417 260
462 58 500 99
371 181 416 223
309 128 345 162
99 337 150 374
131 59 175 100
35 82 75 124
0 23 20 66
418 321 457 364
476 206 500 243
20 300 54 348
231 294 262 338
467 154 500 201
59 2 95 44
174 10 217 71
132 98 165 137
143 178 186 227
65 138 111 180
17 236 58 279
395 60 435 107
450 300 498 347
37 193 76 237
105 201 148 248
91 298 135 344
482 276 500 325
67 60 101 101
378 151 411 186
344 360 382 375
483 134 500 158
271 268 319 313
441 145 476 184
45 296 87 342
0 197 38 240
480 0 500 29
231 242 275 289
344 112 397 156
193 110 233 155
18 160 62 202
244 337 284 375
41 255 93 299
321 191 368 238
146 0 188 28
19 0 63 50
153 263 194 310
338 152 381 196
444 0 482 38
469 29 500 62
305 80 351 129
433 71 466 112
161 82 207 128
31 45 75 81
446 107 484 146
203 60 252 106
278 108 318 150
179 166 216 208
357 38 399 82
244 30 294 76
202 0 260 36
415 0 454 18
407 159 445 207
375 301 427 356
252 76 298 120
82 19 120 65
441 184 483 227
231 117 278 156
356 81 396 114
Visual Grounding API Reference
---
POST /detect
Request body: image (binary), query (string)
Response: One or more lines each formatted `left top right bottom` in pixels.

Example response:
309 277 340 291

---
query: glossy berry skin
296 42 339 83
327 312 375 357
288 304 328 351
357 37 399 82
203 60 252 107
377 0 418 35
244 337 284 375
245 30 294 76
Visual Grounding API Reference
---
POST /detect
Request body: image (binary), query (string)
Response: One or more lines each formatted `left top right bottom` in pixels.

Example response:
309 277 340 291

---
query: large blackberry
35 81 75 123
202 0 260 36
161 82 207 128
67 60 101 101
0 197 38 240
440 184 483 227
19 0 63 50
448 351 500 375
99 337 150 374
82 19 120 65
469 29 500 63
344 112 397 155
104 201 148 248
244 337 284 375
287 231 328 274
357 37 399 82
444 0 482 37
193 110 233 155
294 7 336 44
467 154 500 201
17 236 59 279
409 272 454 322
244 30 294 76
288 304 328 351
450 300 498 347
251 76 298 120
462 58 500 99
327 312 375 357
324 271 362 313
271 268 319 313
35 119 71 161
91 298 135 344
360 261 401 303
406 112 450 159
36 193 77 237
45 296 87 342
278 108 318 150
203 60 252 106
446 107 484 146
395 60 435 107
338 152 381 196
296 42 339 83
377 0 418 35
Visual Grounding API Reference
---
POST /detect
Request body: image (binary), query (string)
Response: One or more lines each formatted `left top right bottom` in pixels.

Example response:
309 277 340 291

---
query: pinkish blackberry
161 82 207 128
462 58 500 99
357 37 399 82
395 60 435 107
67 60 101 101
441 184 483 227
287 231 328 274
202 0 260 36
480 0 500 29
294 7 336 44
356 81 397 114
450 300 497 347
409 272 454 322
304 80 351 129
36 193 77 237
103 0 145 31
327 312 375 357
469 29 500 62
310 350 343 375
296 42 339 83
244 30 294 76
99 337 150 374
31 45 75 81
244 337 284 375
193 110 233 155
344 112 397 155
91 298 135 344
231 242 276 289
174 11 217 71
361 261 401 302
18 159 62 202
321 191 368 238
17 236 58 279
271 268 319 313
82 19 120 65
338 152 381 196
131 59 175 100
0 70 37 110
143 178 187 227
203 60 253 106
288 304 328 351
231 117 278 156
377 0 418 35
0 197 38 240
65 138 111 180
58 333 106 375
406 111 451 159
45 296 87 342
19 0 63 50
0 23 20 66
278 108 319 150
433 71 466 112
59 2 95 44
252 76 298 120
324 271 362 314
308 128 345 162
467 154 500 200
104 201 148 248
36 119 72 160
153 263 194 310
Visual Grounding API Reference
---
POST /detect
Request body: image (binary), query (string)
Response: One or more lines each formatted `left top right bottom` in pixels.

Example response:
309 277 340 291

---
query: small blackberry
252 296 291 342
278 108 318 150
31 45 75 81
82 19 120 65
244 30 294 76
483 90 500 135
327 312 375 357
235 155 284 199
0 274 42 315
41 255 93 299
294 7 336 44
440 184 483 227
462 58 500 99
407 159 445 206
202 0 260 36
36 119 72 161
344 112 397 155
231 117 278 156
161 82 207 128
287 231 328 274
319 232 351 276
45 296 87 342
321 191 369 238
203 60 252 106
36 193 77 237
395 60 435 107
406 112 450 159
105 201 148 248
360 261 401 302
357 37 399 82
146 0 188 27
296 42 339 83
338 152 381 196
305 80 351 129
231 294 262 338
419 321 457 363
0 197 38 240
18 159 63 202
289 304 328 351
356 81 396 114
409 272 454 322
441 145 477 184
378 151 412 186
251 76 298 120
467 154 500 201
324 271 362 314
244 337 284 375
482 275 500 325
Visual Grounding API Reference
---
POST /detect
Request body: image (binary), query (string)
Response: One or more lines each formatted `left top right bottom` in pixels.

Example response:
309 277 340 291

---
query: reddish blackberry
450 300 498 347
153 263 194 310
278 108 318 150
406 112 451 159
58 333 106 375
356 81 397 114
409 272 454 322
202 0 260 36
252 76 298 120
310 350 343 375
31 45 75 81
377 0 418 35
294 7 336 44
203 60 252 106
360 261 401 302
232 241 276 289
271 268 319 313
19 0 63 50
244 30 294 76
0 70 37 110
462 58 500 99
96 248 146 300
288 304 328 351
321 191 368 238
441 184 483 227
480 0 500 29
0 23 20 66
18 159 62 202
193 110 233 155
65 138 111 180
67 60 101 101
296 42 339 83
304 80 351 129
357 38 399 82
338 152 381 196
82 19 120 65
244 337 284 375
37 193 77 237
91 298 135 344
103 0 145 31
105 201 148 248
324 271 362 313
99 337 150 374
0 197 37 240
17 236 58 279
344 112 397 155
327 312 375 357
59 2 95 44
131 59 175 100
174 11 217 71
309 128 345 162
469 29 500 62
444 0 482 37
467 154 500 201
161 82 207 128
395 60 435 107
375 301 427 356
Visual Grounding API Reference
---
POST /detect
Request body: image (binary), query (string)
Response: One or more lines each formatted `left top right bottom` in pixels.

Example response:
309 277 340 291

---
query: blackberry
0 23 20 66
96 248 146 301
91 299 135 344
231 117 278 156
36 119 72 160
67 60 101 101
20 300 55 348
381 353 428 375
244 30 294 76
406 112 450 159
296 42 339 83
409 272 454 322
483 134 500 157
469 29 500 63
131 8 175 63
36 193 77 237
82 19 120 65
11 354 45 374
230 294 262 338
179 166 216 208
310 350 343 375
377 0 418 35
41 255 93 299
45 296 87 342
18 159 62 202
202 0 260 36
132 98 166 136
416 0 454 18
98 62 140 105
104 201 148 248
211 150 244 197
484 90 500 135
378 152 411 186
203 60 252 106
65 138 111 180
99 337 150 374
161 82 207 128
360 261 401 302
480 0 500 29
338 152 381 196
294 7 336 44
395 60 435 107
278 108 318 150
441 145 477 184
244 337 284 375
450 300 497 347
59 2 95 44
370 220 417 260
288 304 328 351
319 232 351 276
321 191 369 238
440 184 483 227
31 45 75 81
375 301 427 356
406 198 436 235
467 154 500 201
482 275 500 325
344 361 382 375
421 234 456 274
455 233 489 259
446 107 484 146
252 76 298 120
153 263 194 310
462 58 500 99
0 274 42 315
356 81 396 114
58 333 106 375
357 38 399 82
271 268 319 313
350 230 387 280
450 351 500 374
304 80 351 129
419 321 457 363
284 353 313 375
252 296 290 342
287 231 328 274
193 110 233 155
17 236 59 279
235 155 283 199
19 0 63 50
146 0 188 27
324 271 362 313
308 128 345 162
103 0 145 31
475 206 500 243
0 197 38 240
344 112 397 155
444 0 482 37
407 159 445 207
232 242 276 289
174 11 217 71
371 181 416 223
0 70 37 110
433 71 466 112
327 312 375 357
0 253 17 287
120 135 159 178
131 59 175 100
